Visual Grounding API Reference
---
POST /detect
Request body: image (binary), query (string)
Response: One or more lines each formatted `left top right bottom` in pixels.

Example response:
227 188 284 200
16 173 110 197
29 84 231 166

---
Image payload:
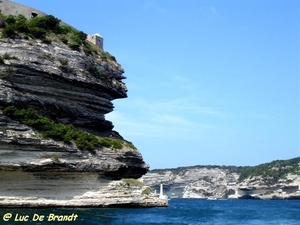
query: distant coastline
140 157 300 200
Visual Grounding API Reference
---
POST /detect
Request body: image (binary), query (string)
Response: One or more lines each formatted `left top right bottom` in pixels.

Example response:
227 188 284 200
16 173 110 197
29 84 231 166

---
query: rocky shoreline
140 159 300 200
0 170 168 208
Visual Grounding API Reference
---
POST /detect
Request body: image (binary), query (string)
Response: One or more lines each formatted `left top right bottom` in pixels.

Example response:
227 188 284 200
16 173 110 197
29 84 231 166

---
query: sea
1 199 300 225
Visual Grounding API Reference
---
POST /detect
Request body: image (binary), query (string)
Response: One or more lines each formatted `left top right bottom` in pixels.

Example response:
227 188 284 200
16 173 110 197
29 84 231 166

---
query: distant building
86 33 103 50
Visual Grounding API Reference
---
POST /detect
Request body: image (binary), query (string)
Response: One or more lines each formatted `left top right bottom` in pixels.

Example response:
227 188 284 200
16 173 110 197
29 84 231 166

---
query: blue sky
15 0 299 169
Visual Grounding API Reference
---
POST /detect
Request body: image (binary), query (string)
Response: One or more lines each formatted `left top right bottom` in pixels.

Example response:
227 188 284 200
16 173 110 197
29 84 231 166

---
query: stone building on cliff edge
0 0 103 49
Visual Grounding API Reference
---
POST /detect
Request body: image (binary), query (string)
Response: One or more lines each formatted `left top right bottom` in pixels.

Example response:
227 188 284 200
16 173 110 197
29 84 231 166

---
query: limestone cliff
140 158 300 200
0 0 167 207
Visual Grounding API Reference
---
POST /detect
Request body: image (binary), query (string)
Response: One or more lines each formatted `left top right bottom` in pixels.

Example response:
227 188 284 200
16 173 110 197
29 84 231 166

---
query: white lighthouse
159 181 163 198
159 181 167 199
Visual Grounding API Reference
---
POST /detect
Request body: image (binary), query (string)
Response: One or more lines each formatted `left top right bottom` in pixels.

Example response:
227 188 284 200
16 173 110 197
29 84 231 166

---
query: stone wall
0 0 46 19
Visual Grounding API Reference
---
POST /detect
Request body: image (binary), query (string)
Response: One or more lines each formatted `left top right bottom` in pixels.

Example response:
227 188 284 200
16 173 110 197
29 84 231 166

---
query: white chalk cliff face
0 1 167 207
141 159 300 200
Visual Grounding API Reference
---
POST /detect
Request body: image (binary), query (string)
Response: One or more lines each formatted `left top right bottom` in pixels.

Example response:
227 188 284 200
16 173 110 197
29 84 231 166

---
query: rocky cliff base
0 112 167 207
0 169 167 208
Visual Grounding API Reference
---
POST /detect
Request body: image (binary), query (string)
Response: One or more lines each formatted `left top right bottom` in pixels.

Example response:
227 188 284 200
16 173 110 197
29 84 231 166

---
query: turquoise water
1 199 300 225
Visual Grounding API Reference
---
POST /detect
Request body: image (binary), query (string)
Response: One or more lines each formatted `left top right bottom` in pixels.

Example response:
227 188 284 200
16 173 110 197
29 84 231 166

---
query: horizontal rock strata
0 37 126 136
0 170 167 208
0 1 167 207
141 163 300 200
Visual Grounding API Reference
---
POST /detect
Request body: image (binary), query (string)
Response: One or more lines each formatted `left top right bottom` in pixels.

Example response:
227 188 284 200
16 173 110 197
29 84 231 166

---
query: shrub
68 42 81 51
73 30 87 41
83 41 99 56
122 178 144 187
124 141 137 150
2 24 16 37
99 137 123 150
2 53 10 59
28 26 46 38
0 14 5 28
16 14 27 22
101 52 116 62
86 64 101 78
2 53 18 60
1 105 127 153
58 58 68 66
14 20 28 33
66 29 88 52
5 15 16 24
2 14 29 37
0 13 91 53
142 187 152 195
1 14 60 39
28 15 60 32
2 105 18 116
2 106 94 152
60 36 68 44
42 37 52 44
58 58 74 73
57 25 72 35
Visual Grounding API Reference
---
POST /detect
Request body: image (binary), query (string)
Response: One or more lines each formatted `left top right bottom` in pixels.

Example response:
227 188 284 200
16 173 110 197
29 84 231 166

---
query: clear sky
14 0 299 169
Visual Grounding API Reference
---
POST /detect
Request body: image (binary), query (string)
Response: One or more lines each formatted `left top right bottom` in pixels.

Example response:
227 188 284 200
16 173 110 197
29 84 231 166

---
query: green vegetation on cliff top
238 157 300 183
151 157 300 183
0 11 120 80
0 12 91 53
0 11 117 61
